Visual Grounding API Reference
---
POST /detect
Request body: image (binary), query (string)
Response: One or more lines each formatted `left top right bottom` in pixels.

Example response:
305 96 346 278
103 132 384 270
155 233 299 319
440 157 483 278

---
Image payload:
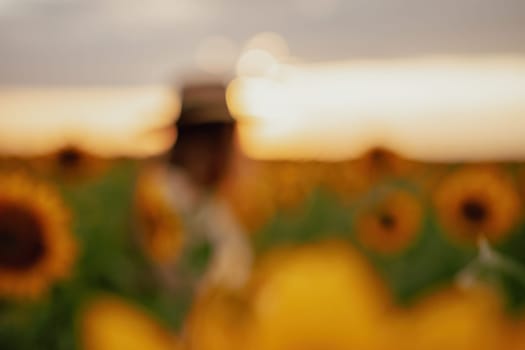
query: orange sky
0 86 179 157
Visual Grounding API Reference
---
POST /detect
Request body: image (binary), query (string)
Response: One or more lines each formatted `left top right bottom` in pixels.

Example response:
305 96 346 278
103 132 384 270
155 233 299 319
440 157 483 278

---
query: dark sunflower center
379 212 397 231
0 203 46 270
58 148 82 168
461 198 489 224
370 149 387 164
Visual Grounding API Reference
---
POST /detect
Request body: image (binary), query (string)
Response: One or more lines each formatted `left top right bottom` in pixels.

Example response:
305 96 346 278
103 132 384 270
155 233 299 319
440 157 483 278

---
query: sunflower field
1 145 525 350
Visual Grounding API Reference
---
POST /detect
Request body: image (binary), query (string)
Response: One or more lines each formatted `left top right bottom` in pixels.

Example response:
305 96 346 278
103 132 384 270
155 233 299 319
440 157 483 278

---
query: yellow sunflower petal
320 148 419 201
219 160 276 233
185 288 250 350
80 296 179 350
263 161 317 210
502 313 525 350
389 285 506 350
135 166 184 264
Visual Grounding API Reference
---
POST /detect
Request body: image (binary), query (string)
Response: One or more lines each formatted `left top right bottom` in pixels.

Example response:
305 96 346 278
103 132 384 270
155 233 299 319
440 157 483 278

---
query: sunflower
503 314 525 350
80 295 179 350
135 167 185 264
0 155 27 173
390 285 505 350
29 145 109 182
245 241 390 350
354 147 415 183
319 160 370 201
356 189 423 255
262 161 317 210
219 161 276 234
517 164 525 203
434 166 521 244
0 172 76 299
321 148 418 201
185 288 250 350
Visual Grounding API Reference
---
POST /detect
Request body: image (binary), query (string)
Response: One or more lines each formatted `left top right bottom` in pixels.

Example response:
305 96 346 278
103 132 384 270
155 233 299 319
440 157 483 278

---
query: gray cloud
0 0 524 85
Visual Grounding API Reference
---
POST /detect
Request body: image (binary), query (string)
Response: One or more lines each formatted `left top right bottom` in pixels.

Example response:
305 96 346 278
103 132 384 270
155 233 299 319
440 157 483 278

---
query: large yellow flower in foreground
503 315 525 350
185 288 250 350
390 286 506 350
135 167 184 264
245 241 391 350
434 166 521 244
0 172 76 299
357 189 423 254
80 296 179 350
188 239 523 350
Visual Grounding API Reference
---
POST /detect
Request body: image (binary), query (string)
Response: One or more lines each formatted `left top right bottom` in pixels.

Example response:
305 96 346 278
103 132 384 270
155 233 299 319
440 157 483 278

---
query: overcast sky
0 0 524 85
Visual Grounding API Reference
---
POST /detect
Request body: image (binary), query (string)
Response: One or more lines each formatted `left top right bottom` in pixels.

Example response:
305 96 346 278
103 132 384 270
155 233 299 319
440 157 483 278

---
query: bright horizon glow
0 86 179 157
227 55 525 161
2 56 525 161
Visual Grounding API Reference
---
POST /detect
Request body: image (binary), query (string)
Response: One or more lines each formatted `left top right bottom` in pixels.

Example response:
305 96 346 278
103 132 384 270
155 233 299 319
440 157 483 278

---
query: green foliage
254 188 352 254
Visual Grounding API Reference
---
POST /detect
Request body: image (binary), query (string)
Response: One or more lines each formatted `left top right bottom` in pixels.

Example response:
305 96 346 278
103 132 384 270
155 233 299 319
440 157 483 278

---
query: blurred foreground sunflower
0 172 76 299
434 166 521 244
185 288 250 350
356 189 423 255
135 167 184 264
502 313 525 350
245 241 391 350
389 285 506 350
80 295 179 350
